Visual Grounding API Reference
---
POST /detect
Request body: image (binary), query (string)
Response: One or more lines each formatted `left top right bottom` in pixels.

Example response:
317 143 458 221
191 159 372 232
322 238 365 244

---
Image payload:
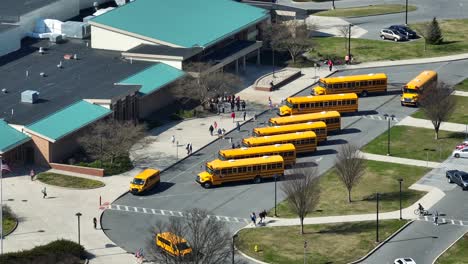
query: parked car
389 25 417 39
380 28 408 42
453 147 468 158
446 170 468 190
455 140 468 150
394 258 416 264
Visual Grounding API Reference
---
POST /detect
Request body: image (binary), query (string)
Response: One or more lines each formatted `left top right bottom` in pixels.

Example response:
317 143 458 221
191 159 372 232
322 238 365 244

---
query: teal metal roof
90 0 268 48
0 120 30 154
26 100 111 142
117 63 186 96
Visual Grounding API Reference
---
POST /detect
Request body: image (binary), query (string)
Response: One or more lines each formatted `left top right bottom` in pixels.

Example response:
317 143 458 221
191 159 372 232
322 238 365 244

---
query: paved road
101 60 468 261
276 0 468 40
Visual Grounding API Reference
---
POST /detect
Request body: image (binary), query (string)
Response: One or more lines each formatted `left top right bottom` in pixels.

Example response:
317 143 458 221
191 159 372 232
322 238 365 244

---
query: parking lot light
398 178 403 220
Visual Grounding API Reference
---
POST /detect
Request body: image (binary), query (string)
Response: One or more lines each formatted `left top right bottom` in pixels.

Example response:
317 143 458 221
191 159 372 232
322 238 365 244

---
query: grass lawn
411 96 468 124
315 4 416 17
436 233 468 264
454 78 468 92
37 172 105 189
273 160 429 218
311 19 468 63
237 220 407 264
2 206 17 236
362 126 465 162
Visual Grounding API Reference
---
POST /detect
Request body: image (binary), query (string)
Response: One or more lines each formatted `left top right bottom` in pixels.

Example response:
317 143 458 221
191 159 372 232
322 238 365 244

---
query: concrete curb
2 218 19 238
431 230 467 264
349 220 415 264
233 226 271 264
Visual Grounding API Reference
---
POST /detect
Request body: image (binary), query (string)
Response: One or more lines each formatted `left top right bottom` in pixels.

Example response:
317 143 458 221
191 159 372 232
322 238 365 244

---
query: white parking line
125 206 129 211
133 207 138 212
459 220 463 226
161 210 166 215
116 205 121 210
142 208 147 213
451 220 455 224
152 209 156 214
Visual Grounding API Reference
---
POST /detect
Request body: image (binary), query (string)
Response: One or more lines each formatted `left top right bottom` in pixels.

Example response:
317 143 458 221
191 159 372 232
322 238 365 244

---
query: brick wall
30 134 51 167
50 163 105 177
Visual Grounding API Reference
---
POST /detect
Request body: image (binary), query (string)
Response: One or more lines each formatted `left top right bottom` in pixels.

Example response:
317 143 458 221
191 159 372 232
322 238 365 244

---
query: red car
456 141 468 150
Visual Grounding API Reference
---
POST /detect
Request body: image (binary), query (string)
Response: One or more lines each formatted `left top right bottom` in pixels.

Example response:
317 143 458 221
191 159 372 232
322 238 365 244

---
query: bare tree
419 82 456 140
281 167 320 234
338 25 351 51
147 208 241 264
266 20 313 64
172 62 242 108
335 144 366 203
78 119 149 165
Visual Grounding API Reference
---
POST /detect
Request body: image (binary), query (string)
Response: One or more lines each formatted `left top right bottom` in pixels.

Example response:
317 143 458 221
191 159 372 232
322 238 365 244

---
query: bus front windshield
206 165 216 175
403 88 418 94
285 101 294 108
318 81 327 88
131 179 145 185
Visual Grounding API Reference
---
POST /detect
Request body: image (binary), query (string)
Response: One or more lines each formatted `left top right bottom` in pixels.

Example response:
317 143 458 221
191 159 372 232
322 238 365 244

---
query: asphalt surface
277 0 468 40
102 59 468 262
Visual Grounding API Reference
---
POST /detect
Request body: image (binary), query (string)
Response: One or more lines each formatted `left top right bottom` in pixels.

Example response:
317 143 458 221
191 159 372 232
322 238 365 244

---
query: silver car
380 28 408 42
453 147 468 158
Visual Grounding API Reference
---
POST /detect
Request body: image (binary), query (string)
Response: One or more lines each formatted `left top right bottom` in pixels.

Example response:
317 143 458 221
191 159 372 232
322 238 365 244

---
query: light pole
398 178 403 220
376 193 380 243
405 0 409 25
348 24 353 63
383 114 395 156
231 234 238 264
274 174 278 217
75 212 82 246
176 140 179 159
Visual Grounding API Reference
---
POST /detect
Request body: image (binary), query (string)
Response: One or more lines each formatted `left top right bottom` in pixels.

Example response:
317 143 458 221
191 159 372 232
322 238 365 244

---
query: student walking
214 121 218 130
42 187 47 199
186 144 190 155
236 100 240 111
209 125 214 136
93 217 98 229
250 212 257 226
171 135 175 145
241 101 246 111
243 111 247 121
232 143 236 149
236 121 240 132
217 128 222 137
30 169 35 181
231 112 236 122
189 143 193 154
327 59 333 71
434 211 439 226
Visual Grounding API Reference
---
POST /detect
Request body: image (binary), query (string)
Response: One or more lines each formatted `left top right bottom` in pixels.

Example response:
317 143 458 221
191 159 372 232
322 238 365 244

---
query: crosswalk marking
417 216 467 226
107 204 249 224
352 115 400 122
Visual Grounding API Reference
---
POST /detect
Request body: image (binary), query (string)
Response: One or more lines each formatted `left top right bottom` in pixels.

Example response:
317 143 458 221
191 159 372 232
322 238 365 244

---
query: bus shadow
140 182 175 196
385 89 403 96
337 128 361 135
320 138 348 146
352 110 379 116
297 149 337 157
293 161 318 168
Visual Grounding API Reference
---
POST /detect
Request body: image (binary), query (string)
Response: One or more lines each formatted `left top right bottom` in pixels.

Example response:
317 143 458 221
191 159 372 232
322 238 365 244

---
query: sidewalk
397 116 468 133
360 151 442 168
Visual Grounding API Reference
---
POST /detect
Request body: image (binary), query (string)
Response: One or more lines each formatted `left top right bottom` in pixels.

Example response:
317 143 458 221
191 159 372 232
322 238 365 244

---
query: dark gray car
446 170 468 190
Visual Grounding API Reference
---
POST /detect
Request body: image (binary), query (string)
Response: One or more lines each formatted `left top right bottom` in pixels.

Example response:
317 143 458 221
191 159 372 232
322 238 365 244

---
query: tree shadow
361 191 420 202
320 138 348 146
141 182 175 196
336 128 360 135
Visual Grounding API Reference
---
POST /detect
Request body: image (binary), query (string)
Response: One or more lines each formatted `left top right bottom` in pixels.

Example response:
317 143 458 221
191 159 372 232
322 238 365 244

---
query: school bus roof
243 131 317 145
158 232 188 243
405 70 437 89
254 121 326 134
219 143 296 157
286 93 358 104
269 111 341 123
134 168 160 180
319 73 387 84
207 155 284 168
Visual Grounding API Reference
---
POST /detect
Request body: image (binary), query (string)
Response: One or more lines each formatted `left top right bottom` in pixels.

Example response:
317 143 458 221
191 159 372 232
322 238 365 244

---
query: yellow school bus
268 111 341 132
218 144 296 167
196 155 284 188
253 121 327 142
278 93 358 116
401 70 437 106
313 73 387 97
242 131 317 154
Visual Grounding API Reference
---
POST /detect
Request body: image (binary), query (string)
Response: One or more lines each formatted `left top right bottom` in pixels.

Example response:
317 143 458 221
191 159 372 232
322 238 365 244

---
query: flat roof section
26 100 111 142
0 0 60 17
90 0 269 48
0 24 19 33
0 38 151 125
117 63 186 96
124 44 202 60
0 120 30 154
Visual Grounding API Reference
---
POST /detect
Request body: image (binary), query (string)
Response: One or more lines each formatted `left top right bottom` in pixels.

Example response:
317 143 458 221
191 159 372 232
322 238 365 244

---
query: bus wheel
253 176 262 184
203 182 212 189
361 90 368 97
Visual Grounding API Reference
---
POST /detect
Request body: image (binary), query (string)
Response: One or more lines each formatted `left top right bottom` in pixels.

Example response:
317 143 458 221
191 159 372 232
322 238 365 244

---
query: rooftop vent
21 90 39 104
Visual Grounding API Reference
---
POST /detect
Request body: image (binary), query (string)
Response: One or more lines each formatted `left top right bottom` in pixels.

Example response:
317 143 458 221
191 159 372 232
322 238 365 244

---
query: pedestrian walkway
453 90 468 97
360 151 442 168
397 116 468 133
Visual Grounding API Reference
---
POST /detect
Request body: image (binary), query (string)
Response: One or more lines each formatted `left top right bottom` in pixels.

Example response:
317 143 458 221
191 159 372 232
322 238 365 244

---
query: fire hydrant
254 244 259 252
